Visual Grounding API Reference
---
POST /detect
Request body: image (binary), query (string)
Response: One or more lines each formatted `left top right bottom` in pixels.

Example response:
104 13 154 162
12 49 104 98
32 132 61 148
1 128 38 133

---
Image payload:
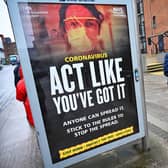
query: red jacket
16 67 34 127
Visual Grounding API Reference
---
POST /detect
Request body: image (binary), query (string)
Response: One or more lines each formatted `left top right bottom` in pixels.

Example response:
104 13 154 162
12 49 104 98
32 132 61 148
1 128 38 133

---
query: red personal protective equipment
16 67 34 127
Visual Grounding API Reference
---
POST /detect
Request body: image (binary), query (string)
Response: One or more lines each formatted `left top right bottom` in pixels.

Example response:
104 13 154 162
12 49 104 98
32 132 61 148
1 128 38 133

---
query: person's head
19 66 23 79
59 4 104 53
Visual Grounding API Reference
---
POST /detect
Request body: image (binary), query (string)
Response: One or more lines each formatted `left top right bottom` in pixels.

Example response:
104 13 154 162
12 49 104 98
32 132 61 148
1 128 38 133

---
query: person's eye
70 21 79 28
85 20 97 28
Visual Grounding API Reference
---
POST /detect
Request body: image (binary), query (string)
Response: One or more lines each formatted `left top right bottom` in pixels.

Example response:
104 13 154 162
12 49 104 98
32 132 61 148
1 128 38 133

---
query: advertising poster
18 3 139 163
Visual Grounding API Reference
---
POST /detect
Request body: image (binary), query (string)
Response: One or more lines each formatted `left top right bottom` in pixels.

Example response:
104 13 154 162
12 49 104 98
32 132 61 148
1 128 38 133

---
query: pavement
70 72 168 168
0 60 168 168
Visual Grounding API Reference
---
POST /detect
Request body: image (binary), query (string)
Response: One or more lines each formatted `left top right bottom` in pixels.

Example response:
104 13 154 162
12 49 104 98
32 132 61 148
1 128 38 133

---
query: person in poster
59 4 104 55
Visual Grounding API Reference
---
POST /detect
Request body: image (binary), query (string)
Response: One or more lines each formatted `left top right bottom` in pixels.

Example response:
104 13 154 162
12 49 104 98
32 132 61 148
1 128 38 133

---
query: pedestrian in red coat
16 67 34 127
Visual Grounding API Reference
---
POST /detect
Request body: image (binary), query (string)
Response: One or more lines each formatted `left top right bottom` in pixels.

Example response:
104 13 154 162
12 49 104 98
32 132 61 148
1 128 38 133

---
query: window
137 1 143 14
152 16 156 29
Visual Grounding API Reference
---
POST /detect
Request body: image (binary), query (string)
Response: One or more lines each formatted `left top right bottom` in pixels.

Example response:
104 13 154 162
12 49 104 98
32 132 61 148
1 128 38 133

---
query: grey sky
0 0 14 41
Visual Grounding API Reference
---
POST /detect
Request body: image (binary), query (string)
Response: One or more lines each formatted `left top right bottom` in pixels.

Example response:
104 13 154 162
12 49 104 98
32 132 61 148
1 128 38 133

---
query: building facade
143 0 168 54
4 42 18 56
0 35 18 64
0 35 6 60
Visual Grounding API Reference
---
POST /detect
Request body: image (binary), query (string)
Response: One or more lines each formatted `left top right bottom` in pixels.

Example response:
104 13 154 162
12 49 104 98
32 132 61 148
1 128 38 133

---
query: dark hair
59 4 104 32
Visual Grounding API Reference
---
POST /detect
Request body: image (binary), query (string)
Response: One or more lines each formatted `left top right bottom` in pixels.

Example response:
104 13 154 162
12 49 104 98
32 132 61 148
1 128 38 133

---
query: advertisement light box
6 0 147 167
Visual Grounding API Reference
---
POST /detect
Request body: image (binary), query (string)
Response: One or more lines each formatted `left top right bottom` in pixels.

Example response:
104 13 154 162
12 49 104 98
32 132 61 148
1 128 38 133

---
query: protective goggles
64 16 99 30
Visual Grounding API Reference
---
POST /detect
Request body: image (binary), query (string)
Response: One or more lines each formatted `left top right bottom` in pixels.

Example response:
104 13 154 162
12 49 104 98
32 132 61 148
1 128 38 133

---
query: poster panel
7 0 146 167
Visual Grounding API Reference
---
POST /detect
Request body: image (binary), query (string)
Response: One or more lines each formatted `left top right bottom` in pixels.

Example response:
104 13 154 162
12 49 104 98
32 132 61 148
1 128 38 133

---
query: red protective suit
16 67 34 127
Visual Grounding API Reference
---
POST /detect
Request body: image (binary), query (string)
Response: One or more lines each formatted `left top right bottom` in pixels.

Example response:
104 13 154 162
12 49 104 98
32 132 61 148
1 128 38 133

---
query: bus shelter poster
19 3 139 163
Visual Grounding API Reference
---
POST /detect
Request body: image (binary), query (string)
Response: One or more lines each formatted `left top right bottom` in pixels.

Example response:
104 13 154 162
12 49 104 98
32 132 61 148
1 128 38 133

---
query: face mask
67 27 92 53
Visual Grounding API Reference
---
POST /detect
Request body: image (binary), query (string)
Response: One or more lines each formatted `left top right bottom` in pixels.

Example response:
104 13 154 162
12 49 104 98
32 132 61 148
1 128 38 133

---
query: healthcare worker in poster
18 3 139 163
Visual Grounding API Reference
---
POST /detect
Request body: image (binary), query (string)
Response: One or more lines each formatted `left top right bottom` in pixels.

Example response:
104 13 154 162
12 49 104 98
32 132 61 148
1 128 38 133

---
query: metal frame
6 0 148 167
